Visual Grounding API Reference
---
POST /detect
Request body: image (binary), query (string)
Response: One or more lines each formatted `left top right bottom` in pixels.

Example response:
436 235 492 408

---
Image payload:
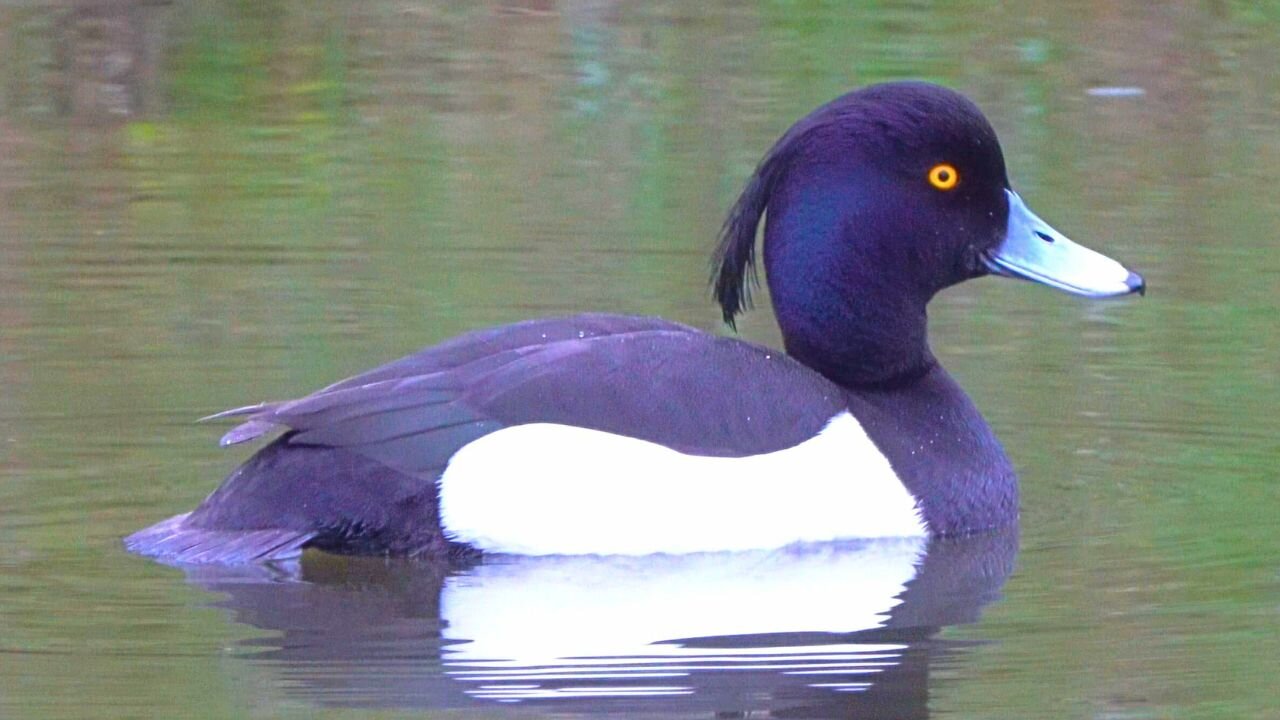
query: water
2 2 1278 718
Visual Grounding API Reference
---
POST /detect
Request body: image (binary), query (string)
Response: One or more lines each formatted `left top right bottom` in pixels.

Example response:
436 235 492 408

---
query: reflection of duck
186 528 1016 717
127 82 1142 564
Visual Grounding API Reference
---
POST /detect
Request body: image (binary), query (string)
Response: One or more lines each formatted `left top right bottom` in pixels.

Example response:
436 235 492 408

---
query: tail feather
124 513 314 565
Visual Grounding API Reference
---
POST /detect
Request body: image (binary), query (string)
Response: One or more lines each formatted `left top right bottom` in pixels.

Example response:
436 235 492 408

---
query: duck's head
713 81 1144 387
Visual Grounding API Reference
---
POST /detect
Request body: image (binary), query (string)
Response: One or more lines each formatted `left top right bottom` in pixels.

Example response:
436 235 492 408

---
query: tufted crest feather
711 145 790 329
710 91 847 329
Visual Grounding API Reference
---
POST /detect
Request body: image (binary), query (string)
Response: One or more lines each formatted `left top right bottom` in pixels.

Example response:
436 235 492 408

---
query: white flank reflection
440 537 927 702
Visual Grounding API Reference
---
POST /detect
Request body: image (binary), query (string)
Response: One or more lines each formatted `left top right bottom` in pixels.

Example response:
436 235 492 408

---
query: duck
125 81 1144 564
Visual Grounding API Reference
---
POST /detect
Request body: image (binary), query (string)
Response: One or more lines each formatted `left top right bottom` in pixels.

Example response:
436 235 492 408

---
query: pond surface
2 2 1278 718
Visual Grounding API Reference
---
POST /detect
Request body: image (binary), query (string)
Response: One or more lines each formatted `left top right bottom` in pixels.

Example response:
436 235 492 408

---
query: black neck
761 169 1017 533
763 171 937 387
843 364 1019 536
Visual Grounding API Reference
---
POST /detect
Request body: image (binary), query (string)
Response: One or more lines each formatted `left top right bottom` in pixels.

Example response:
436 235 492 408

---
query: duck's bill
984 190 1145 298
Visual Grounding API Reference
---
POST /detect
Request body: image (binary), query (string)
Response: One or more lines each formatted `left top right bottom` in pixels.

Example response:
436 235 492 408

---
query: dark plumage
126 82 1142 564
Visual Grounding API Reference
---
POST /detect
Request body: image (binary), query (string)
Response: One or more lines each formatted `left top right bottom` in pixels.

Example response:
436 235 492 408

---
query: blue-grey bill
984 190 1145 298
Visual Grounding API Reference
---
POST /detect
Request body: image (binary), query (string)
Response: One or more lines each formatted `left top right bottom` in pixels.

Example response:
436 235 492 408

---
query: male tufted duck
126 82 1143 563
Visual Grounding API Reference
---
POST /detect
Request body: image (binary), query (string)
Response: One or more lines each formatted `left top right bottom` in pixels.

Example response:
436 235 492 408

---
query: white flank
438 411 926 555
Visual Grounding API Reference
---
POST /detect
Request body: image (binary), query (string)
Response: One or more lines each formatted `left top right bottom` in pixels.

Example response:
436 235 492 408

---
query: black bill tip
1125 271 1146 297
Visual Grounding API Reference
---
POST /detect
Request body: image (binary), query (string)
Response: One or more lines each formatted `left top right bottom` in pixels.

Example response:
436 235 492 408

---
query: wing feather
201 314 845 471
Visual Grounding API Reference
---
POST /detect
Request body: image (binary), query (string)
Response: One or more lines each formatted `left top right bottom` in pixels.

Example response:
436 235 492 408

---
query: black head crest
710 90 850 330
710 145 790 330
711 82 1008 330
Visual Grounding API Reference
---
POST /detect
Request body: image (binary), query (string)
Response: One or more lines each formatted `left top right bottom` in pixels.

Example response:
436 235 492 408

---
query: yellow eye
928 163 959 191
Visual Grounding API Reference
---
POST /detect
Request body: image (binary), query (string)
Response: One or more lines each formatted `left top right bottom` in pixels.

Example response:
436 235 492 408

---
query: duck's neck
760 172 1017 535
774 286 935 388
842 363 1019 536
763 177 937 388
